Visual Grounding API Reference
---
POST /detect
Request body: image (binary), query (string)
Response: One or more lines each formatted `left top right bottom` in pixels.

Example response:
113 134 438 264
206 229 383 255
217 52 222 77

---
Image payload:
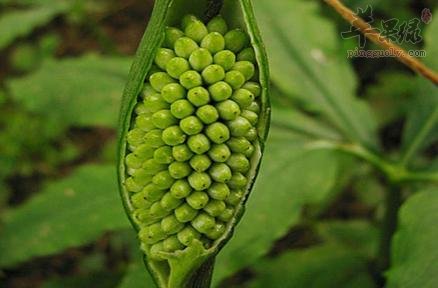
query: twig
324 0 438 85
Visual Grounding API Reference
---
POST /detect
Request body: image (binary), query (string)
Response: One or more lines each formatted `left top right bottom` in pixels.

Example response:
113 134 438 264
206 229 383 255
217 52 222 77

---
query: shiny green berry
161 192 183 211
204 200 226 217
228 173 248 189
175 203 198 222
180 116 204 135
231 89 255 108
188 172 212 191
143 129 165 148
209 163 232 183
170 99 195 119
226 153 250 173
174 37 199 58
166 57 190 79
179 70 203 89
191 213 216 234
127 129 145 146
131 191 153 209
152 171 175 189
205 122 230 144
136 114 155 131
125 177 143 193
208 144 231 162
225 70 246 89
224 29 249 53
153 146 174 164
184 20 208 43
162 126 186 146
218 206 234 222
247 101 260 113
245 127 258 141
142 159 167 175
207 16 228 35
227 137 252 153
241 110 258 125
214 50 236 71
144 94 170 112
208 81 232 101
196 105 219 124
207 182 230 201
170 179 193 199
228 116 252 137
161 214 184 234
152 109 178 129
187 134 211 154
242 81 261 97
182 15 199 29
168 161 192 179
201 32 225 54
149 242 165 260
163 235 185 252
189 154 212 172
189 48 213 71
202 64 225 84
140 223 166 244
205 222 226 240
187 86 210 107
164 27 184 49
149 72 176 92
125 153 143 169
186 191 210 209
172 144 193 162
237 47 256 63
233 61 255 80
132 169 153 185
134 144 155 159
216 99 241 121
155 48 176 70
149 202 171 218
177 226 201 246
161 83 186 103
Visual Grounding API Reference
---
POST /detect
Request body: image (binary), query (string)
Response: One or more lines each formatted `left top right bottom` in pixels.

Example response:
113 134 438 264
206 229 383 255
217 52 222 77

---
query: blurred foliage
0 0 436 288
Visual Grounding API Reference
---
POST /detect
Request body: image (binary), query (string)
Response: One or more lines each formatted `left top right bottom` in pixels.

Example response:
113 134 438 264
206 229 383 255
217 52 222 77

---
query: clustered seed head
124 14 261 261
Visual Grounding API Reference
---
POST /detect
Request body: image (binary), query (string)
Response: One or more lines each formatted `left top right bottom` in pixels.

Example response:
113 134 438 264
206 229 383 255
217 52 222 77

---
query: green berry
225 70 246 89
134 144 155 159
125 177 143 193
131 191 153 209
136 114 155 131
170 99 195 119
187 134 211 154
125 153 143 169
189 155 212 172
245 127 258 141
208 144 231 162
164 27 184 49
140 223 166 244
149 241 165 260
228 173 248 189
243 144 255 158
186 191 210 209
161 83 186 103
214 50 236 71
218 207 234 222
154 48 175 70
152 171 175 189
153 146 174 164
143 129 165 148
241 110 258 125
208 81 232 101
207 183 230 200
202 64 225 84
177 226 201 246
201 32 225 54
204 200 226 217
233 61 255 80
185 20 208 43
163 235 185 252
196 105 219 124
142 159 167 175
161 214 184 234
175 203 198 222
162 126 187 146
127 129 145 146
189 48 213 71
188 173 212 191
191 213 216 234
132 169 153 185
142 84 156 98
242 82 261 98
180 116 204 135
182 15 199 29
152 110 178 129
161 192 183 211
205 122 230 144
172 144 194 162
237 47 256 63
207 16 228 35
168 161 192 179
216 99 241 121
144 93 170 112
150 72 176 92
166 57 190 79
231 89 255 108
179 70 203 89
206 222 226 240
187 86 210 106
135 103 150 115
228 116 252 137
247 101 260 113
149 202 171 218
170 179 192 199
224 29 249 53
174 37 199 58
209 163 232 183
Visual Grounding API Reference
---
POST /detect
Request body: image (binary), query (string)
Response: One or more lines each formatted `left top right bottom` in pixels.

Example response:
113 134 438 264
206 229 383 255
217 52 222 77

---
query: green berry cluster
124 14 261 261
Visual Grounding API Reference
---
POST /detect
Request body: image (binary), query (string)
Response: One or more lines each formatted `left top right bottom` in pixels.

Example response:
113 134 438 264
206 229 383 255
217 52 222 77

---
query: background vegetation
0 0 436 287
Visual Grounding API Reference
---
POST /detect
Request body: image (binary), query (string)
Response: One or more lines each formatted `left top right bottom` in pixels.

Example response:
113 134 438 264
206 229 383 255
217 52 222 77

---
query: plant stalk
186 257 215 288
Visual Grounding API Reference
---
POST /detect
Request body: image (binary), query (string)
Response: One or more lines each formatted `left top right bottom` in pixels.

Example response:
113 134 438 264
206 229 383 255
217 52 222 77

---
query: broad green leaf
118 254 157 288
213 124 345 283
386 188 438 288
0 165 129 267
254 0 378 149
401 12 438 165
42 272 123 288
249 244 375 288
0 3 68 49
316 220 379 258
8 55 131 129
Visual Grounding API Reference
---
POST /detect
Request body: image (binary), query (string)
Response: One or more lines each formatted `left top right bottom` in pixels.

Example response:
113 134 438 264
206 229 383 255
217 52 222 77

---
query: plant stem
323 0 438 85
186 257 215 288
377 185 402 276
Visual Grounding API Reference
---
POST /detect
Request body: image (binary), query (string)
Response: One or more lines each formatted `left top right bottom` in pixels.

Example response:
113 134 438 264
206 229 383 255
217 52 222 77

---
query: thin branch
324 0 438 85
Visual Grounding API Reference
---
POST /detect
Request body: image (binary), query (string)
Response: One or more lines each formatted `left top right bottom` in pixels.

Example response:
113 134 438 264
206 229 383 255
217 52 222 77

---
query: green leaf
0 164 129 267
249 244 375 288
213 125 346 283
0 3 68 49
118 254 157 288
42 272 123 288
8 55 131 129
253 0 378 149
400 12 438 166
386 188 438 288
